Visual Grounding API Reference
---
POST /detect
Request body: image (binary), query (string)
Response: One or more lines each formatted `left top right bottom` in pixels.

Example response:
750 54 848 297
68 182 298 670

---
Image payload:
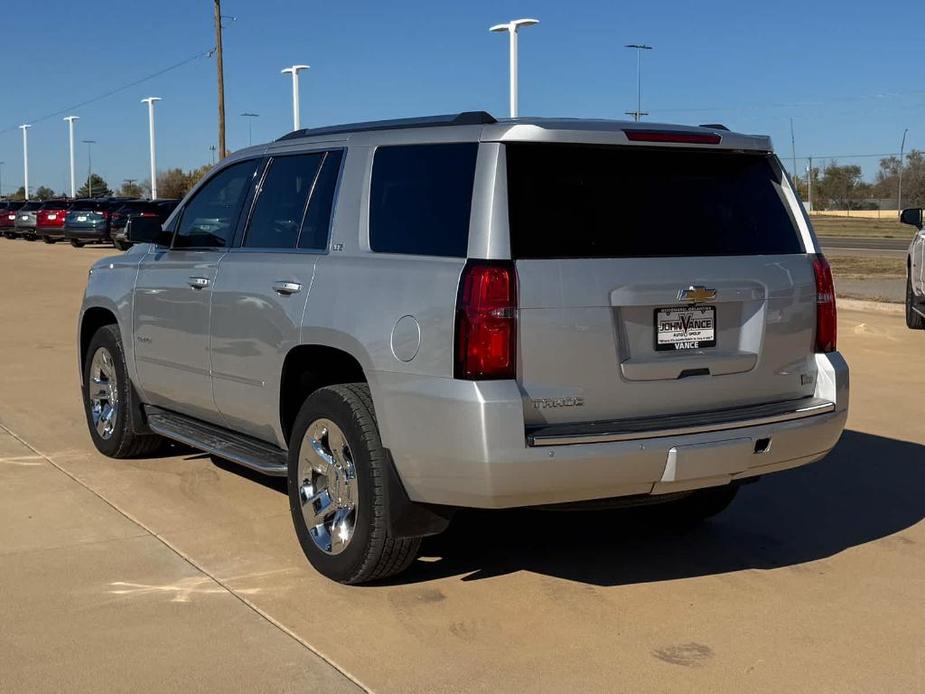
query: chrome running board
527 397 836 447
144 406 288 476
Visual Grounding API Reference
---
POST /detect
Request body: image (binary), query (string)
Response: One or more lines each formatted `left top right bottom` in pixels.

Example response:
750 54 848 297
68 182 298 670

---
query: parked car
78 112 849 584
1 201 26 238
64 200 126 247
110 199 179 250
13 200 44 240
36 199 74 244
900 207 925 329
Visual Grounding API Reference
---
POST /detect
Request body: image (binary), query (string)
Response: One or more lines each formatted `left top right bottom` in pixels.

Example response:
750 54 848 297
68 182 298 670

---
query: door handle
272 281 303 295
188 276 210 290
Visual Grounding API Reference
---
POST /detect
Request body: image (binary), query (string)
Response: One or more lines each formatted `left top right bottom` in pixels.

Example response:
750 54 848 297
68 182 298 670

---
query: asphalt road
2 241 924 693
819 235 910 258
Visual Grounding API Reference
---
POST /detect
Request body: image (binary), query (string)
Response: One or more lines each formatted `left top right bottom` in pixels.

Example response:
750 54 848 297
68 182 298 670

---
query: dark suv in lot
64 200 128 247
110 199 179 250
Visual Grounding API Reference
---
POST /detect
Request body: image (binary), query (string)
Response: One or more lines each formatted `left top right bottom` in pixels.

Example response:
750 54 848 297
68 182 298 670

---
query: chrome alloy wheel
88 347 119 440
298 419 359 555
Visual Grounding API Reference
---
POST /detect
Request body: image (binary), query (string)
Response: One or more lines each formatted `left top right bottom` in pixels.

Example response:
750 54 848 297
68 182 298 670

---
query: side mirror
126 216 170 246
900 208 924 230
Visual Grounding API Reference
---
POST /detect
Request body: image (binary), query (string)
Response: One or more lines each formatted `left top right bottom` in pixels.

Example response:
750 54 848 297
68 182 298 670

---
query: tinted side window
244 153 323 249
369 143 477 257
174 160 258 249
298 150 343 250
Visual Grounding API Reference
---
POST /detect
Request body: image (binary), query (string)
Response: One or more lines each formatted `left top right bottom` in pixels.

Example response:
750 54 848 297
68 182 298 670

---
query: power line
0 47 215 137
648 89 925 115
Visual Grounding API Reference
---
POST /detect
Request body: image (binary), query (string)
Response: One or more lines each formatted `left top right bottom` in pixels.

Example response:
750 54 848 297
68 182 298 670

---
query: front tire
287 384 421 584
906 275 925 330
70 239 85 248
82 325 162 458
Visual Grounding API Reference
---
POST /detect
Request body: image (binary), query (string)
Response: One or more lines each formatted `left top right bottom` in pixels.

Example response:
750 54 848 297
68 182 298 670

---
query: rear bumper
37 226 67 239
65 227 109 241
375 352 849 509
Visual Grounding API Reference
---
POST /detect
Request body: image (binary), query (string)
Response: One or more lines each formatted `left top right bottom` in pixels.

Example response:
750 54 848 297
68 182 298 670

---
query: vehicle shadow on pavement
399 429 925 586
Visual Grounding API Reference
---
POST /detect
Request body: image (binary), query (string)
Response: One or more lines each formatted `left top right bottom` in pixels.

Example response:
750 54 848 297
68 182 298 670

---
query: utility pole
82 140 96 197
898 128 909 214
624 44 653 121
214 0 227 160
490 19 540 118
19 125 30 200
0 161 4 198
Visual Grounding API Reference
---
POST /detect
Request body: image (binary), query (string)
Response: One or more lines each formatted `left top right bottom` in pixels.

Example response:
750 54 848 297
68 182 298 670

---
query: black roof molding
698 123 730 131
277 111 497 141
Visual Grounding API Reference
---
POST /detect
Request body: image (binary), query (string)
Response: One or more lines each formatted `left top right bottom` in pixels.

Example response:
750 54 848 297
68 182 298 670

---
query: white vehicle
901 208 925 330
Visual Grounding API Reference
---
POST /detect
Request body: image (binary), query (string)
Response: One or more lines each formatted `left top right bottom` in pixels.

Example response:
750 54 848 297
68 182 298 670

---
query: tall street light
898 128 909 214
489 18 539 118
82 140 96 197
141 97 162 199
19 124 30 200
625 43 653 122
64 116 79 198
281 65 309 131
241 112 259 146
0 161 5 198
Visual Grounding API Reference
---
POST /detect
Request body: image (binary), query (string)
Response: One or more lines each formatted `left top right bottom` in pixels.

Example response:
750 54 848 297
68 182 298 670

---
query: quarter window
173 160 258 249
369 143 477 257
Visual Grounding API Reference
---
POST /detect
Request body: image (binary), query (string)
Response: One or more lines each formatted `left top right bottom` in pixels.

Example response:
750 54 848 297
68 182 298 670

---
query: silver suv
78 112 849 583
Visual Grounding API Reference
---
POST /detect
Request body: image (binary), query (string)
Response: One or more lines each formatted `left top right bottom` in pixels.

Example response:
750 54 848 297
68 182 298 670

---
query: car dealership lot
1 241 924 693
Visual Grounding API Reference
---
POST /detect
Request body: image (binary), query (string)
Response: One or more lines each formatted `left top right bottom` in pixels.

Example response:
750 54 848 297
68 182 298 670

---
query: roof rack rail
698 123 730 131
276 111 497 141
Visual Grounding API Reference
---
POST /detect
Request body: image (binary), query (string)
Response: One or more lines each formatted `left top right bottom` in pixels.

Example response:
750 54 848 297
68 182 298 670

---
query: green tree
9 186 26 201
76 173 112 198
34 186 56 200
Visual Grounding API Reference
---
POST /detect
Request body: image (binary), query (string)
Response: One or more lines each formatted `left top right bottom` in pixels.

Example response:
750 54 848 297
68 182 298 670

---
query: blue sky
1 0 923 194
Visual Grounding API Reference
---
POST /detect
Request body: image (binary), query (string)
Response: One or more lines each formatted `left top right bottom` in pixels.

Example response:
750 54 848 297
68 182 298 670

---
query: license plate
21 215 28 220
655 305 716 351
47 214 56 220
77 215 87 222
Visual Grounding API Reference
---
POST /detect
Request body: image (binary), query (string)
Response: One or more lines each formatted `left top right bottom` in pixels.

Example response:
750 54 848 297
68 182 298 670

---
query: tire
660 484 740 526
81 324 162 458
905 274 925 330
287 383 421 584
113 240 129 251
42 235 56 244
70 239 84 248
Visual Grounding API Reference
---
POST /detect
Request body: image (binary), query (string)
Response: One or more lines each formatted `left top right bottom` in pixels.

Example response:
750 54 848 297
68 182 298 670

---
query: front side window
244 153 323 249
174 160 258 249
369 143 477 257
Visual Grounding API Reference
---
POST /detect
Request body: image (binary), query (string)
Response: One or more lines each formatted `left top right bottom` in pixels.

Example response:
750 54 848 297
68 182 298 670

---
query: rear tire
70 239 84 248
660 484 740 526
287 383 421 584
81 325 162 458
42 235 56 244
906 275 925 330
113 240 129 251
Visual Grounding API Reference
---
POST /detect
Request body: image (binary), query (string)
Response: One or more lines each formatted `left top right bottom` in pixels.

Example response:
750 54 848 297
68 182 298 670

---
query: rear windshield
70 201 106 211
115 202 155 213
506 144 804 258
21 202 42 211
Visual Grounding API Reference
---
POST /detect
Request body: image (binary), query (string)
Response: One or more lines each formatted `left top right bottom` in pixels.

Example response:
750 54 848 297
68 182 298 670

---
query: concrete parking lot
2 241 924 693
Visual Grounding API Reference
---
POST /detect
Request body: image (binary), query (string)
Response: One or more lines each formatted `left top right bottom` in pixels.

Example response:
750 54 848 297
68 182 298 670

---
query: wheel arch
79 305 120 380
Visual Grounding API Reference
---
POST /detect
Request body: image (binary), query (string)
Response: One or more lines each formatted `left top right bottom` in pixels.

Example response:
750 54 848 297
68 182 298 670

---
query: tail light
454 261 517 380
812 254 837 353
625 130 722 145
139 211 159 218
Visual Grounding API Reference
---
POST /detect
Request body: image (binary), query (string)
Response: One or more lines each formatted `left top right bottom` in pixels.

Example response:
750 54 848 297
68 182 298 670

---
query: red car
36 200 74 244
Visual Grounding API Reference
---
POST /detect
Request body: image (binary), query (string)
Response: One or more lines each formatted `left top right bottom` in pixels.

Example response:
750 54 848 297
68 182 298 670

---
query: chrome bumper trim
527 398 836 447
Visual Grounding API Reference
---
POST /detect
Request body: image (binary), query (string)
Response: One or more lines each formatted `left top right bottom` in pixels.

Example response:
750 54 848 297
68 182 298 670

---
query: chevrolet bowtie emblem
678 286 717 303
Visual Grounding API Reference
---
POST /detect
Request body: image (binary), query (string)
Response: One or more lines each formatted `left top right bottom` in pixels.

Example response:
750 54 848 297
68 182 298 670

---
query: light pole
624 43 653 121
489 19 539 118
281 65 309 131
898 128 909 214
0 161 4 198
82 140 96 197
141 97 161 199
241 112 259 146
19 124 30 200
64 116 79 198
